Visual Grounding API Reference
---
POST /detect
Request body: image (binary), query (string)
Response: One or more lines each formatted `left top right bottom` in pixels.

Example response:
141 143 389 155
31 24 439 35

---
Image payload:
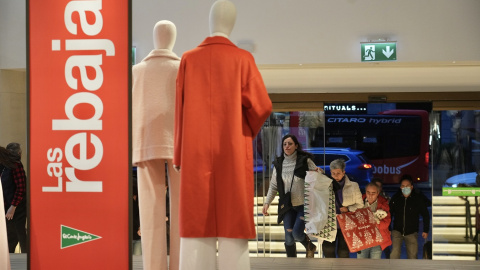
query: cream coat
132 49 180 164
341 176 364 212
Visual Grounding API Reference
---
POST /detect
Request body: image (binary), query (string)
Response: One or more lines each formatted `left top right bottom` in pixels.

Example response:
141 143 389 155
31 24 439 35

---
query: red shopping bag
336 208 384 253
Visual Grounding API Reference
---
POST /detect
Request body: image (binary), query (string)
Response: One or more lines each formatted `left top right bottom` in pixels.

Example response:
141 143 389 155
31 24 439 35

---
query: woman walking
262 134 318 258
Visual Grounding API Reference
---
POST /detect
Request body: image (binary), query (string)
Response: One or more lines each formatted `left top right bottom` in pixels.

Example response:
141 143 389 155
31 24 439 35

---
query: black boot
285 243 297 257
300 236 317 258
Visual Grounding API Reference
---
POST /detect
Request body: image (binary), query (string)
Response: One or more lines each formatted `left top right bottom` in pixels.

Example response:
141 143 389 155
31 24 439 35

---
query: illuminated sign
324 104 367 114
361 42 397 62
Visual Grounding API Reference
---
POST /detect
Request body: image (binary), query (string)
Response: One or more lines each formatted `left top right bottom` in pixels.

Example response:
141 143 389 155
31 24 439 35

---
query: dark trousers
322 228 349 258
6 202 27 253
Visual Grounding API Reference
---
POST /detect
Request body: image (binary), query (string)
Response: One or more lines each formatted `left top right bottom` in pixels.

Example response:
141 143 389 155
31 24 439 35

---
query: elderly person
371 178 391 202
357 183 392 259
262 134 318 258
322 159 363 258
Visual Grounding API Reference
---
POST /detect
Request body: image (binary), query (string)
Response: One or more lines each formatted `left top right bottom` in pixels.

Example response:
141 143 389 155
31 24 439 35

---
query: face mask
402 187 412 196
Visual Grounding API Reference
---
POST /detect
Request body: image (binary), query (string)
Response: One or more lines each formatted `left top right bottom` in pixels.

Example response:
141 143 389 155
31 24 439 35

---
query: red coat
362 194 392 250
174 36 272 238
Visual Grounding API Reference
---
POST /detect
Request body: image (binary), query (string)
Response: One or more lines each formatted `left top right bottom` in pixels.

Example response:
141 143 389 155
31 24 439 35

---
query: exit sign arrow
383 46 394 58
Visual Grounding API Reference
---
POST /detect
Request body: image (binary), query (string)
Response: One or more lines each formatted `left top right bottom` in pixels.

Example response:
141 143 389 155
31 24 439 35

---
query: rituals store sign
28 0 130 268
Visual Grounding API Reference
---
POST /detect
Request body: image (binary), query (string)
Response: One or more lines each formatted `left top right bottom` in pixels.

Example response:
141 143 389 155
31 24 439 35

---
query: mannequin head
153 20 177 51
209 0 236 38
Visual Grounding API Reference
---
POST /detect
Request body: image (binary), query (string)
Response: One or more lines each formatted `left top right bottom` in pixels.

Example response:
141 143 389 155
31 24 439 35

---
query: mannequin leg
137 159 167 270
179 237 217 270
218 237 250 270
167 160 180 270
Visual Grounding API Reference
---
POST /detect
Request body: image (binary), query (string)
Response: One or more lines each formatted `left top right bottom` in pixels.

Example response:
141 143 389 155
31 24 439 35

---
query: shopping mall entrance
250 92 480 260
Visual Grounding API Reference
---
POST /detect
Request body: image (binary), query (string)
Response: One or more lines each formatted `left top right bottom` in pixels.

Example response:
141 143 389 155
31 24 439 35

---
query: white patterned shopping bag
304 171 336 242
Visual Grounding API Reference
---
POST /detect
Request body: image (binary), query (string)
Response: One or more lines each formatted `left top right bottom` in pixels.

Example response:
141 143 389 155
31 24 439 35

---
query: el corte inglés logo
61 225 101 249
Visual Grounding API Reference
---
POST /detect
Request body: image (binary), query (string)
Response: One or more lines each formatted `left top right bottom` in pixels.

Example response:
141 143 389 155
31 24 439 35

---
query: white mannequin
133 20 181 270
209 0 236 38
154 20 176 50
178 1 250 270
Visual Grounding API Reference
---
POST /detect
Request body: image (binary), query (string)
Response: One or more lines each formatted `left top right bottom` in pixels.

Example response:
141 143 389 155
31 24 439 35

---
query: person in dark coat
389 174 430 259
1 143 27 253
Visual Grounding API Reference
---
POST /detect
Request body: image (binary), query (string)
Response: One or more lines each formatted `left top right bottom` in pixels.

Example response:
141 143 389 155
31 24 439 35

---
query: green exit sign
361 42 397 62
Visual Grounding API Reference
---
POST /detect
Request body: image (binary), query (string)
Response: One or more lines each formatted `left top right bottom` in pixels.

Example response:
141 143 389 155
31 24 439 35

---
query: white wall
2 0 480 67
0 0 26 69
133 0 480 64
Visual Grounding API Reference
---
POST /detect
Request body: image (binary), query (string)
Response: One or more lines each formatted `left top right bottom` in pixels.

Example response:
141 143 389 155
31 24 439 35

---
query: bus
322 110 429 185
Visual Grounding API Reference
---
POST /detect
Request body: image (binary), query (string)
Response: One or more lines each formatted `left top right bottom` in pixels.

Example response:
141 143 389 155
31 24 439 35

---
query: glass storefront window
251 103 452 258
433 110 480 192
431 110 479 260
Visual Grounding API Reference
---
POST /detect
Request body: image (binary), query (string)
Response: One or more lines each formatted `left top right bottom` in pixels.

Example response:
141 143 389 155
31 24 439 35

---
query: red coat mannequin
174 1 272 269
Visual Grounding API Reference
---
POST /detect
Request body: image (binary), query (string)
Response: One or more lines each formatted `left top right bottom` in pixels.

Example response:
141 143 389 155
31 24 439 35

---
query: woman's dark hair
0 146 17 168
281 134 314 159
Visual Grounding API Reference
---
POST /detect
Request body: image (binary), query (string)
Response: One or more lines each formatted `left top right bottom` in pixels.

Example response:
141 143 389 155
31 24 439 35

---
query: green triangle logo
61 225 101 249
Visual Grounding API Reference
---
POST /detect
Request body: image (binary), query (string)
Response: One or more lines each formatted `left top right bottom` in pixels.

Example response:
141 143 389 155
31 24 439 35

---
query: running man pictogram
364 45 375 61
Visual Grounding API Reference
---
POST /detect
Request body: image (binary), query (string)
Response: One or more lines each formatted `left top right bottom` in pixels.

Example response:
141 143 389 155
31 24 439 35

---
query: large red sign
28 0 130 268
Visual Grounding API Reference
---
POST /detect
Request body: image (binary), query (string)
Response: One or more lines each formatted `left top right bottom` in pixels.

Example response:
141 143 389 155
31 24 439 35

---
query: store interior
1 0 480 267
